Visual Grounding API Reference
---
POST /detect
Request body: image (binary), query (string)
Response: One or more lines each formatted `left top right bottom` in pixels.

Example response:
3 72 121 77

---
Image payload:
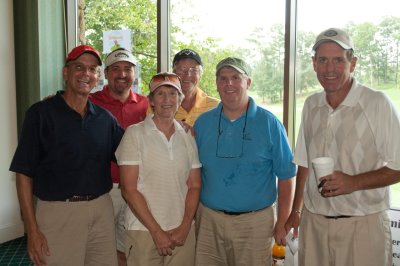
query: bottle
286 230 299 255
272 243 285 266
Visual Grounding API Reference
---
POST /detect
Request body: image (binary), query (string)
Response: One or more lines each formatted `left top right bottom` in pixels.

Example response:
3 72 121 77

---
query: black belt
218 206 268 216
64 195 99 202
220 210 253 215
324 215 352 219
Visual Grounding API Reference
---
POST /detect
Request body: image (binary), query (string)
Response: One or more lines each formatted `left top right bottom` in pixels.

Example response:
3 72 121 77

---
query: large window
81 0 400 206
82 0 158 92
170 0 286 121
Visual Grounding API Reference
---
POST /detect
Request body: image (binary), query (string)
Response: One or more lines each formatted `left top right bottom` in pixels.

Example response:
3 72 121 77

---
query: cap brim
217 64 246 75
106 58 136 67
67 51 102 65
175 55 202 66
312 39 352 51
151 81 183 94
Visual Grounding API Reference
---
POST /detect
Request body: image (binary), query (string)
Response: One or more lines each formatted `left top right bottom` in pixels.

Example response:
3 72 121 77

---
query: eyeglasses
67 63 100 74
149 72 182 92
216 102 249 158
174 67 201 75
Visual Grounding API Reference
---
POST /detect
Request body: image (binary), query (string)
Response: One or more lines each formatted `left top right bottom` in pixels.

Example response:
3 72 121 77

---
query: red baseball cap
66 45 102 65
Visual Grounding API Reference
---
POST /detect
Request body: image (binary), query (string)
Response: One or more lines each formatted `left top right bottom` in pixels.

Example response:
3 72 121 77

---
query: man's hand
284 210 301 238
273 221 288 245
27 229 50 266
151 228 175 256
320 171 355 197
168 223 191 247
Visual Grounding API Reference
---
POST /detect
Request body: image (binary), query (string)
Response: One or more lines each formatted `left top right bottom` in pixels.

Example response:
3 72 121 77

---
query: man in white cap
90 47 148 266
285 28 400 266
172 49 219 126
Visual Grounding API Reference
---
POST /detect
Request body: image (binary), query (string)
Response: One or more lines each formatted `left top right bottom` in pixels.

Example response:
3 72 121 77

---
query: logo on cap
114 51 130 58
173 49 202 66
105 48 137 67
324 29 338 37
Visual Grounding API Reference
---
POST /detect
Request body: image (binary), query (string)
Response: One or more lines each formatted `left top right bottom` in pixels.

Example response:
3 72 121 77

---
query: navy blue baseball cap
173 49 202 66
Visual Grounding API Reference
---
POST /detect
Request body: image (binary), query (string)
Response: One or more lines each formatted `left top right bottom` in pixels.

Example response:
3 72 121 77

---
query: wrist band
295 210 302 214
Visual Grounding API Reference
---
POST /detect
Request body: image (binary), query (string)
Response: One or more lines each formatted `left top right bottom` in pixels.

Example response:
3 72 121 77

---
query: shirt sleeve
186 131 202 169
115 125 140 165
9 106 41 177
374 93 400 170
293 100 309 168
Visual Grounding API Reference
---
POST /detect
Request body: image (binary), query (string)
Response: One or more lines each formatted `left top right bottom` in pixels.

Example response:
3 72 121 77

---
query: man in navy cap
173 49 219 126
10 45 123 266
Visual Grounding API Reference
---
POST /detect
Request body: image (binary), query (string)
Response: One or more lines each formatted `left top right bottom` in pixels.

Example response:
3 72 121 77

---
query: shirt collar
101 85 140 104
317 78 360 108
56 90 96 115
192 87 207 108
144 114 185 132
340 78 361 107
215 97 257 120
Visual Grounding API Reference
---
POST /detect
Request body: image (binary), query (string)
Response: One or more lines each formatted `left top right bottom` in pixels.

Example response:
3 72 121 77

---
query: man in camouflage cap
194 57 296 265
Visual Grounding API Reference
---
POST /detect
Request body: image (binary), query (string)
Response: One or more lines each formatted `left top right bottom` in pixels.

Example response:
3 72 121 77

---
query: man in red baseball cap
10 44 123 266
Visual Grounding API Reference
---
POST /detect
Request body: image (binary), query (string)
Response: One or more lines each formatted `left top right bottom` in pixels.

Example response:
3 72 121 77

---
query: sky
172 0 400 48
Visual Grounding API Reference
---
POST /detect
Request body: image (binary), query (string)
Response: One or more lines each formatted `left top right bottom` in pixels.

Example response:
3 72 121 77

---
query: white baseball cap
105 48 137 67
313 28 354 51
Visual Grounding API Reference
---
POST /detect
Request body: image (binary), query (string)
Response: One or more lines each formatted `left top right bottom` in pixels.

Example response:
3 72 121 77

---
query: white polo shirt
294 79 400 216
116 115 201 231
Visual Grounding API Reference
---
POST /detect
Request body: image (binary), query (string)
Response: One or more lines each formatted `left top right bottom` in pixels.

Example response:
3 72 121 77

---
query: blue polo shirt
9 92 124 201
194 97 296 212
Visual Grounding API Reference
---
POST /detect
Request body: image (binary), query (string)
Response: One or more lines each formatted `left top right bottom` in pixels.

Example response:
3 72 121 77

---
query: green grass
251 87 400 208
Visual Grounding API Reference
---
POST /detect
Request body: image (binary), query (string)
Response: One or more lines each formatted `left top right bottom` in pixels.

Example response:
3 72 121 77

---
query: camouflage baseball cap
216 57 251 76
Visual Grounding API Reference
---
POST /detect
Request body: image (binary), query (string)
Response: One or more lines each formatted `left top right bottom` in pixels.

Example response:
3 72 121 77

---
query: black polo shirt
10 92 124 201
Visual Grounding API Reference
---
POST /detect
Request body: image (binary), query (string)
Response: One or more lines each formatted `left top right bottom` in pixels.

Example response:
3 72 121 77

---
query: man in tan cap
90 47 148 266
10 45 123 266
194 57 296 265
285 28 400 266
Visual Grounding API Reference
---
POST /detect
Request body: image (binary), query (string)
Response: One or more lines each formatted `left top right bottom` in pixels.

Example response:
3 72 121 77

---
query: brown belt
64 195 99 202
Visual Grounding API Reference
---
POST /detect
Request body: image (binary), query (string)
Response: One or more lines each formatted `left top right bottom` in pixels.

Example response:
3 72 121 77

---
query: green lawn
251 87 400 208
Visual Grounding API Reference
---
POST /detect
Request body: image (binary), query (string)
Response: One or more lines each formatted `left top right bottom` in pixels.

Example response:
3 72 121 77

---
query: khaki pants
36 194 118 266
299 208 392 266
195 204 275 266
125 225 196 266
